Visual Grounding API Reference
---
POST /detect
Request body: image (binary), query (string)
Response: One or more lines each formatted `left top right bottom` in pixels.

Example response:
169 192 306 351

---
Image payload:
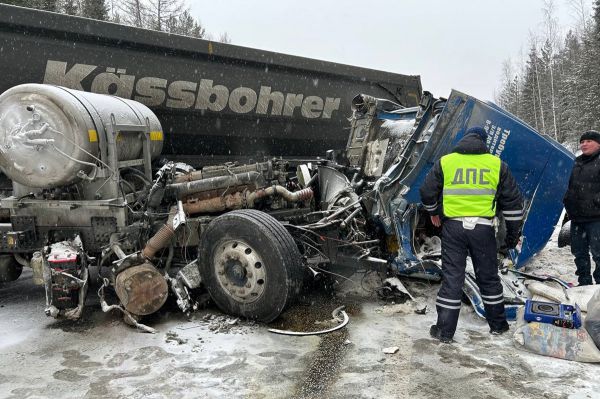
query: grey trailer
0 4 422 166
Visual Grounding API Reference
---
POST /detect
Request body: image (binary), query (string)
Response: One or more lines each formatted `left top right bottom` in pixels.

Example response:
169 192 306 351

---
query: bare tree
119 0 147 28
146 0 183 31
542 0 560 140
566 0 590 35
218 32 231 44
529 32 547 134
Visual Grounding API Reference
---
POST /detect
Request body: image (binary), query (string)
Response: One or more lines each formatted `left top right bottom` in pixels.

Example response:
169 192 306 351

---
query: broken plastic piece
383 346 399 354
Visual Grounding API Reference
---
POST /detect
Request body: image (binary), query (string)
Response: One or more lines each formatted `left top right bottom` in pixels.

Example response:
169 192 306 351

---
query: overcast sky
189 0 593 102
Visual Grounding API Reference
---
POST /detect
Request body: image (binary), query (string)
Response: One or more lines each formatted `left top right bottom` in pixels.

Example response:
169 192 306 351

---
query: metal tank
0 84 163 189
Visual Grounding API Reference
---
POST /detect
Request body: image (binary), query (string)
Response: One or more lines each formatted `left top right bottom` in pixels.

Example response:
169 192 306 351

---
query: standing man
563 130 600 286
420 126 524 343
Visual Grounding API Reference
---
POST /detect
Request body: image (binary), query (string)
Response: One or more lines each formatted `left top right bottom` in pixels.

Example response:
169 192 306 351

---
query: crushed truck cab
348 90 574 317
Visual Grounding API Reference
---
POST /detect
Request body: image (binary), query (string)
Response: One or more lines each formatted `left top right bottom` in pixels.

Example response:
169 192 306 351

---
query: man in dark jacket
419 126 524 343
563 130 600 286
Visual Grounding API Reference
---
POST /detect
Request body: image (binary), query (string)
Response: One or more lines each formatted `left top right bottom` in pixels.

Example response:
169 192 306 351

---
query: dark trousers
570 221 600 285
435 219 507 339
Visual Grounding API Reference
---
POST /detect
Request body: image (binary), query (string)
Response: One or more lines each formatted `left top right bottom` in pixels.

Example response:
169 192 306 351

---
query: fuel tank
0 84 163 188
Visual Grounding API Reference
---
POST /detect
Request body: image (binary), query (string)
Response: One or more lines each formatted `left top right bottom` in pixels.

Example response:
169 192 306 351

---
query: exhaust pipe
142 206 177 260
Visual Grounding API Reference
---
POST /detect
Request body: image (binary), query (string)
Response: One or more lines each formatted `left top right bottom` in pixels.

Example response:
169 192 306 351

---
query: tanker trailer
0 83 168 320
0 84 313 325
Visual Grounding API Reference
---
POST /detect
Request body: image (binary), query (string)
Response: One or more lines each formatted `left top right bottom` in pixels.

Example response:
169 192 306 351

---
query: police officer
420 126 524 343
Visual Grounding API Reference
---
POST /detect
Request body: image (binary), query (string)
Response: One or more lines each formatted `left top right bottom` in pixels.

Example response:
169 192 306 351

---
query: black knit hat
466 126 488 141
580 130 600 144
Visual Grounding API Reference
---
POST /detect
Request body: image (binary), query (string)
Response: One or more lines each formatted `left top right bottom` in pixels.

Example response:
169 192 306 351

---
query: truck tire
198 209 304 322
0 254 22 283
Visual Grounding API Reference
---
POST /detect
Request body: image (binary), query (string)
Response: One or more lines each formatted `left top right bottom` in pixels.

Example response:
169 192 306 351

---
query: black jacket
563 149 600 223
419 133 524 243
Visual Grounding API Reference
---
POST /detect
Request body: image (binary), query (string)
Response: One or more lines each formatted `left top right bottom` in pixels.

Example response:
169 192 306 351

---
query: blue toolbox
524 299 582 329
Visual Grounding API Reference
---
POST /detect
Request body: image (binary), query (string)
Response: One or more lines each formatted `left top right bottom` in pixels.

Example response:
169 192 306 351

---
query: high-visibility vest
440 152 501 218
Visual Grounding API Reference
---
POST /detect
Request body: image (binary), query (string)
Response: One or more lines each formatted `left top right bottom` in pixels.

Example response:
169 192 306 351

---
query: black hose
121 167 152 184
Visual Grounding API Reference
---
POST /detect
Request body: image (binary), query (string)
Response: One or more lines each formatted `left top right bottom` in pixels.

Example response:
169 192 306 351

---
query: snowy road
1 235 598 399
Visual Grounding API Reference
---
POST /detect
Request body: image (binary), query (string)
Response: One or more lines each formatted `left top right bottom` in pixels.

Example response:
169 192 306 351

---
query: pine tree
165 9 205 38
0 0 32 5
36 0 59 11
0 0 57 11
520 45 542 131
81 0 109 20
62 0 78 15
588 0 600 130
496 59 519 116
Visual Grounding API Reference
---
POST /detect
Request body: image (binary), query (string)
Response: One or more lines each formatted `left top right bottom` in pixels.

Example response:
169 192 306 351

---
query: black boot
489 322 510 335
430 325 453 343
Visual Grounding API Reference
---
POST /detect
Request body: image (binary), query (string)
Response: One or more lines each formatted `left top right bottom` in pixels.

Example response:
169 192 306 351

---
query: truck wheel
198 209 304 322
0 254 22 283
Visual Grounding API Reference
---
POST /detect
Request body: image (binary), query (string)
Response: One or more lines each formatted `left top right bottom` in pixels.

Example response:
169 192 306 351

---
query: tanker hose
142 206 177 260
121 167 152 184
146 163 173 210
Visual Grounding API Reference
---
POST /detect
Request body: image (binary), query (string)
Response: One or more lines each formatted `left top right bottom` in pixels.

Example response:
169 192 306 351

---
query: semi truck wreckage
0 83 573 330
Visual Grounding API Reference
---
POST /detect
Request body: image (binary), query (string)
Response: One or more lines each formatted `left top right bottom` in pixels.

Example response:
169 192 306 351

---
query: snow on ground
0 223 599 399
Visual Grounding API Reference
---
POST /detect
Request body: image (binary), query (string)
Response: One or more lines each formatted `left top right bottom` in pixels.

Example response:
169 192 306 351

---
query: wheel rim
214 240 267 303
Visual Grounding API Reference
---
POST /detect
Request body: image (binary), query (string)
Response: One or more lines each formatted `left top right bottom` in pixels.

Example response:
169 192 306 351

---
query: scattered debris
175 324 204 330
376 277 428 314
165 331 188 345
376 277 411 303
507 269 571 288
382 346 399 354
414 304 428 315
204 315 251 334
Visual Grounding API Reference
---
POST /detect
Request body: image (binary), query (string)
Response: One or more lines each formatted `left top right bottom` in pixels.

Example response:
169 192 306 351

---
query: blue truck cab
346 91 574 317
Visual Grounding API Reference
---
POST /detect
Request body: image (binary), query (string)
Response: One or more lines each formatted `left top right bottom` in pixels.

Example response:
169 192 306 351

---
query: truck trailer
0 4 422 166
